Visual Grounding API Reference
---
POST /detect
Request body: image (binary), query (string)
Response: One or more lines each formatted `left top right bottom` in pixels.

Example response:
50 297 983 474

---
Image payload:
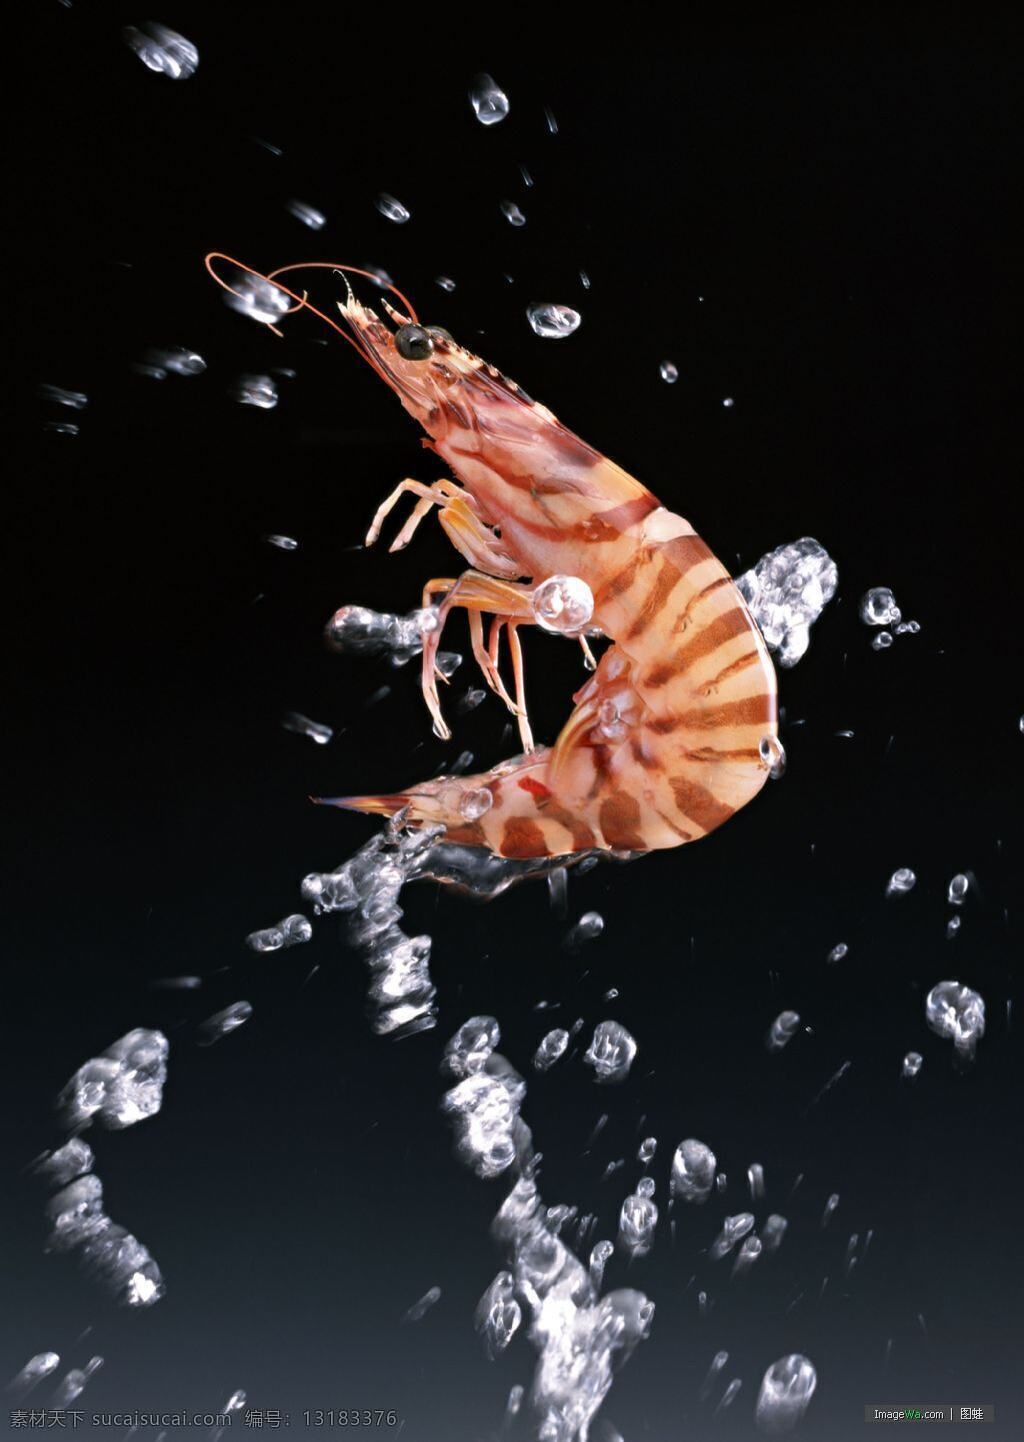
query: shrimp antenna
203 254 420 374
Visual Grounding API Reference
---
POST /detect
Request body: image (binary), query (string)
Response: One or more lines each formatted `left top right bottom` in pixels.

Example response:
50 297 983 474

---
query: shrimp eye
395 324 435 361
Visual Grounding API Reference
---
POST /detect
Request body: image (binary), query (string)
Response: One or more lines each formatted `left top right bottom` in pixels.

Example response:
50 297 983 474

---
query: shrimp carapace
208 255 778 859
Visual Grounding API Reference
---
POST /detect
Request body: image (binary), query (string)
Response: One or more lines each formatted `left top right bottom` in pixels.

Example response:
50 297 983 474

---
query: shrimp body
207 257 778 860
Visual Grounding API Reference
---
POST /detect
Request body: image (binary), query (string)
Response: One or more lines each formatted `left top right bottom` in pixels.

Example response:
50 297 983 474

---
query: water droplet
123 23 198 79
286 199 326 230
533 1028 569 1072
660 361 679 383
436 275 456 292
565 911 604 946
722 396 735 408
532 574 594 633
886 867 916 897
827 942 849 964
468 73 509 126
231 374 278 410
282 712 332 745
376 193 410 224
197 1001 253 1045
760 734 786 778
756 1354 817 1434
583 1021 637 1084
925 980 985 1059
767 1010 801 1052
264 533 298 550
500 199 526 227
872 630 894 651
670 1139 717 1203
859 587 901 626
947 873 969 905
459 786 493 822
527 302 582 339
902 1051 923 1079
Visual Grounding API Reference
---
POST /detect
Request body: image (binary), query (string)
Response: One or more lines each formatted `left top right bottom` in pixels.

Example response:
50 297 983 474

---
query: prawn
206 255 779 861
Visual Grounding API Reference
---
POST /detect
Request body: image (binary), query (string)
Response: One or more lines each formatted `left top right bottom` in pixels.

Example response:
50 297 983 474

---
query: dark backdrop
7 7 1022 1440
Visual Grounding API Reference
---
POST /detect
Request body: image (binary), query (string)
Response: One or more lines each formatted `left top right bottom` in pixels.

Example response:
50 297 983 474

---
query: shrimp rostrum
208 257 779 862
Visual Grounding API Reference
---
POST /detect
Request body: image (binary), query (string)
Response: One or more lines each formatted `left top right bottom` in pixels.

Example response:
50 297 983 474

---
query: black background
7 6 1022 1440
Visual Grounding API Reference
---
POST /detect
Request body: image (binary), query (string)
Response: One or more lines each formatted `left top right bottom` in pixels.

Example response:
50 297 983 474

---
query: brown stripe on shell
598 792 648 851
501 817 550 859
684 746 763 763
595 550 648 607
701 649 763 692
671 573 734 634
625 560 684 639
666 694 775 731
542 803 598 852
668 775 737 833
644 607 751 688
659 532 716 575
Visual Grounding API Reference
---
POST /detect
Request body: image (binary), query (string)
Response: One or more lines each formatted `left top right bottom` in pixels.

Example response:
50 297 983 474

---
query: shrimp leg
367 477 521 580
421 571 538 748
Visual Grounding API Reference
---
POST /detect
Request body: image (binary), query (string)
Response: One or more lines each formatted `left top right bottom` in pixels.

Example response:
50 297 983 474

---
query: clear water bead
619 1191 658 1256
660 361 679 383
566 910 604 945
583 1021 637 1084
436 275 456 292
748 1162 765 1199
638 1136 658 1164
756 1354 817 1434
459 786 493 821
139 346 207 378
589 1238 614 1290
59 1029 168 1131
49 1357 104 1409
232 374 278 409
886 867 916 897
475 1272 521 1356
946 916 962 939
39 384 88 409
925 980 986 1058
533 575 594 633
197 1001 252 1045
760 734 786 778
827 942 849 964
469 73 510 125
286 199 325 230
872 631 894 651
533 1028 569 1072
947 873 969 905
376 193 410 224
9 1352 61 1396
736 538 838 669
443 1016 500 1078
710 1212 755 1260
123 23 198 79
762 1214 788 1251
283 712 332 745
902 1051 923 1079
402 1286 441 1323
767 1010 801 1052
822 1192 840 1225
500 200 526 227
859 587 901 626
246 914 311 952
670 1139 717 1203
527 303 582 339
224 274 290 327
